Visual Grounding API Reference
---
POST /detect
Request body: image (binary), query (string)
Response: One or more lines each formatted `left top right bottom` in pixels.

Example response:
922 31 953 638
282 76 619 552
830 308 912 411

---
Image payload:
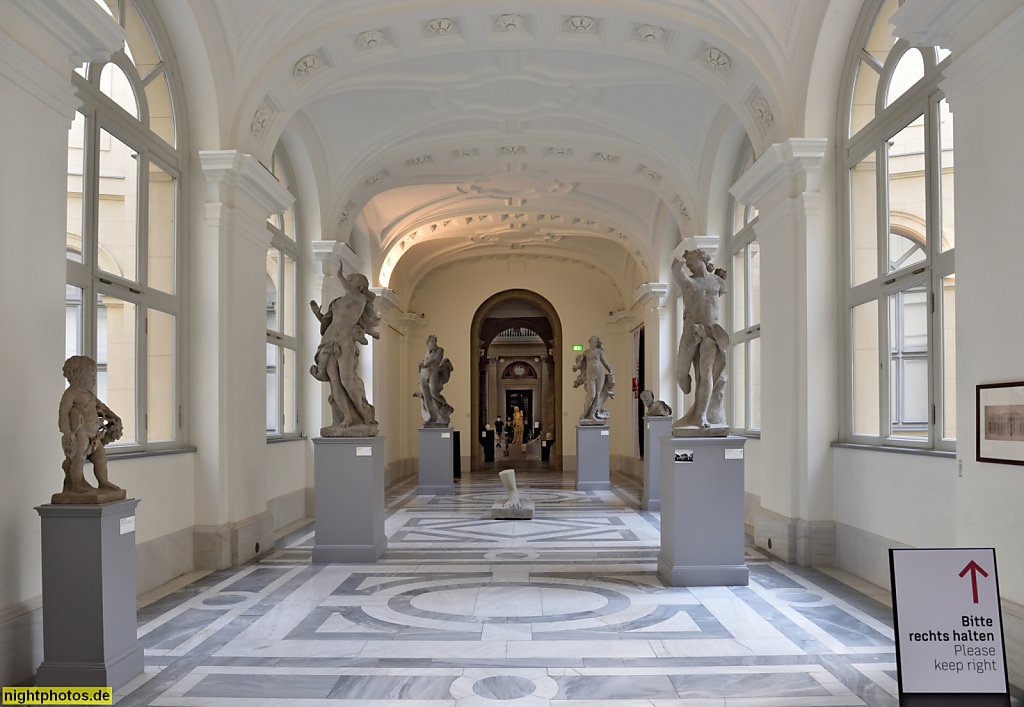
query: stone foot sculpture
491 468 534 519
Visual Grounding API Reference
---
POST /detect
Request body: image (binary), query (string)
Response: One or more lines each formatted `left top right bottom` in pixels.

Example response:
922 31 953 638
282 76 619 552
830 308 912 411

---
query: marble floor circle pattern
115 469 1023 706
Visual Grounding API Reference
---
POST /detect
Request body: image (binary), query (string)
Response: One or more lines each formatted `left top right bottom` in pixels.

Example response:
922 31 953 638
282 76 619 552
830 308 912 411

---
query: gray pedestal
35 499 143 690
312 436 387 563
643 416 672 511
418 427 454 495
658 436 748 586
576 425 610 491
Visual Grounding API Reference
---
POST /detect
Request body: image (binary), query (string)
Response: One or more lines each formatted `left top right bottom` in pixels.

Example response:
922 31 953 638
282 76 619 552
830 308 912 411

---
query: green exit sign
572 345 583 351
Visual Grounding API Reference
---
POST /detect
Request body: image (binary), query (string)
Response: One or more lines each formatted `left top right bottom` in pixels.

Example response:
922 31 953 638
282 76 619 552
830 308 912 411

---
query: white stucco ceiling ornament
752 94 774 129
565 16 598 34
632 23 668 46
636 164 662 183
545 147 573 158
425 18 457 36
250 105 270 138
500 146 526 156
494 14 525 32
469 229 565 246
457 172 573 199
337 201 355 225
406 155 433 167
671 195 691 221
694 42 734 80
452 148 480 159
364 169 390 186
592 152 620 165
293 53 320 76
355 29 390 50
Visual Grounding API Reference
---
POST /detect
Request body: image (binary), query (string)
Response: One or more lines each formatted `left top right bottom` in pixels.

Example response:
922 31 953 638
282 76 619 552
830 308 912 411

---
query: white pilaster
632 283 671 405
194 151 293 569
730 138 834 565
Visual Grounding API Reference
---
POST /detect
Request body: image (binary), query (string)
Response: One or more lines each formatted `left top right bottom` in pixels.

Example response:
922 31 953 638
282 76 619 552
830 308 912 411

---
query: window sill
108 446 197 461
267 434 306 444
831 442 955 458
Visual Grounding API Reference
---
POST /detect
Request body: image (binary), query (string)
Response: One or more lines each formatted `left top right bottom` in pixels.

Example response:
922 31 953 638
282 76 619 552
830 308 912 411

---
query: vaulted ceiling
171 1 831 300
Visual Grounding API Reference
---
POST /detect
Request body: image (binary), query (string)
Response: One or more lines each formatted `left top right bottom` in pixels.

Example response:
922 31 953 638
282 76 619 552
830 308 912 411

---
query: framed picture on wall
976 381 1024 465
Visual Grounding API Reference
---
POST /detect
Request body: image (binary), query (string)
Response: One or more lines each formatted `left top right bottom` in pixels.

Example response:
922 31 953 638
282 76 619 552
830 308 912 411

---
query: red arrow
959 560 989 604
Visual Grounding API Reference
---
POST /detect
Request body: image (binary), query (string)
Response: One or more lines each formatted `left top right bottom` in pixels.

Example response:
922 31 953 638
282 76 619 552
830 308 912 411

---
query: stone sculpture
310 262 380 437
572 335 614 425
413 334 454 427
672 249 729 435
491 468 534 519
512 406 524 444
639 389 672 417
54 355 126 504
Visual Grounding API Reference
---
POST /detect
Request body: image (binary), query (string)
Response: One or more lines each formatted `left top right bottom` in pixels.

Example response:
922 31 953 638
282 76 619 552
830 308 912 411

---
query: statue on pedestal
54 355 126 504
573 335 614 425
414 334 453 427
639 389 672 417
672 249 729 436
310 262 379 436
512 406 524 444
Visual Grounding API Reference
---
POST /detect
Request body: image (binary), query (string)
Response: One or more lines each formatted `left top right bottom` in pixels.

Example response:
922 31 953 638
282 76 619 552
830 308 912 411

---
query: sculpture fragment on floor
310 261 380 436
54 355 127 504
491 468 534 519
414 334 454 427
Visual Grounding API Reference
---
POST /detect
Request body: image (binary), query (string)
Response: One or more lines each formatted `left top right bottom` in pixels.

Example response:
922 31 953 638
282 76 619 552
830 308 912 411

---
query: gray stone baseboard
754 507 835 567
1003 597 1024 691
385 457 417 488
268 488 307 531
744 492 760 538
834 521 912 589
613 454 643 483
0 597 42 686
194 510 275 570
136 526 193 596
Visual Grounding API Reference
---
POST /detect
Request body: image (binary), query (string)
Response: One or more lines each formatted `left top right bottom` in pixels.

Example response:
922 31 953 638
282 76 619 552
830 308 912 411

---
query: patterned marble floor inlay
114 468 1023 706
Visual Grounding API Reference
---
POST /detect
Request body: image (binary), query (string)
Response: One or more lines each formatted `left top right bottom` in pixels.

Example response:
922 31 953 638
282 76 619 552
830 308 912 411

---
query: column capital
670 235 721 264
729 138 826 214
369 287 400 313
200 151 294 219
891 0 1020 55
632 282 669 312
5 0 125 73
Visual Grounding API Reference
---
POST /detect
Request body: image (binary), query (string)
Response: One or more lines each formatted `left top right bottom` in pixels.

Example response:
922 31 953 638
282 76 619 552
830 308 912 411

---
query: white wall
396 258 633 465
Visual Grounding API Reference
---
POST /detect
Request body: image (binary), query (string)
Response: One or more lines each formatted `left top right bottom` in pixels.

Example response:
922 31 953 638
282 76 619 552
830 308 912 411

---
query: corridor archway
470 290 562 471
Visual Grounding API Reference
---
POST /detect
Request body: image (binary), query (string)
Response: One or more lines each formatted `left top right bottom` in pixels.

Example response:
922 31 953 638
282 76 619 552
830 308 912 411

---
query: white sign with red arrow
890 548 1009 697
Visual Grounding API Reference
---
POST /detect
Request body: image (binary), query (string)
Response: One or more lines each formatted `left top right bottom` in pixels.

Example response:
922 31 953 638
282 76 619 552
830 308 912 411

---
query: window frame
839 0 955 452
265 147 302 439
66 0 188 453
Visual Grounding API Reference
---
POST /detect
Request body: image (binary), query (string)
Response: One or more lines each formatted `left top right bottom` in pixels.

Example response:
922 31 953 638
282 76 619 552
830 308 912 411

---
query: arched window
728 137 761 434
266 146 301 437
65 0 186 450
841 0 955 448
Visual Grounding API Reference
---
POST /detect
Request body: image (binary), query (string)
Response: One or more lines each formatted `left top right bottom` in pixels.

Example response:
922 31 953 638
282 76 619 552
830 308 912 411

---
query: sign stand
890 548 1011 706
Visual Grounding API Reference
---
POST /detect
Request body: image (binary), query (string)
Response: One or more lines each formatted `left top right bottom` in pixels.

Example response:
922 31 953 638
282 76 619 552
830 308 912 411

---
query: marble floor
115 467 1022 706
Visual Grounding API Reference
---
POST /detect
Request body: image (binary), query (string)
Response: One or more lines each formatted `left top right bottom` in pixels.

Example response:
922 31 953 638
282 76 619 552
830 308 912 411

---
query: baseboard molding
615 455 643 483
744 492 760 538
268 488 307 531
0 597 42 686
563 454 577 472
1002 597 1024 690
754 507 836 567
136 526 193 596
194 510 275 570
834 521 912 589
385 457 417 488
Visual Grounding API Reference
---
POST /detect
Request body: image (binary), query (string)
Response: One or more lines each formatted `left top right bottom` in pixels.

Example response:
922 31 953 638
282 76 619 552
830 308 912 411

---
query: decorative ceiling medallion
572 218 597 227
671 195 690 221
425 18 456 36
704 46 731 72
500 145 526 156
633 23 668 45
364 170 390 186
293 53 320 76
337 201 355 225
752 94 774 129
452 148 480 159
494 14 525 32
609 228 628 240
355 29 390 50
537 214 561 222
250 105 270 138
592 152 620 164
565 16 597 34
406 155 433 167
636 164 662 183
545 147 573 157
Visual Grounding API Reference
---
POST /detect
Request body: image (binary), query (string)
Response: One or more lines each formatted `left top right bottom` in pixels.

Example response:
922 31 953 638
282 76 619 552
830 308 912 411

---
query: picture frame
976 381 1024 465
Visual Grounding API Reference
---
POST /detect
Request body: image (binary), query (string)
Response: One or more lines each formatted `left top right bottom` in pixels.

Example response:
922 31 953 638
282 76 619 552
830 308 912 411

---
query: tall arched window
66 0 186 450
266 146 300 437
841 0 955 449
728 138 761 434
